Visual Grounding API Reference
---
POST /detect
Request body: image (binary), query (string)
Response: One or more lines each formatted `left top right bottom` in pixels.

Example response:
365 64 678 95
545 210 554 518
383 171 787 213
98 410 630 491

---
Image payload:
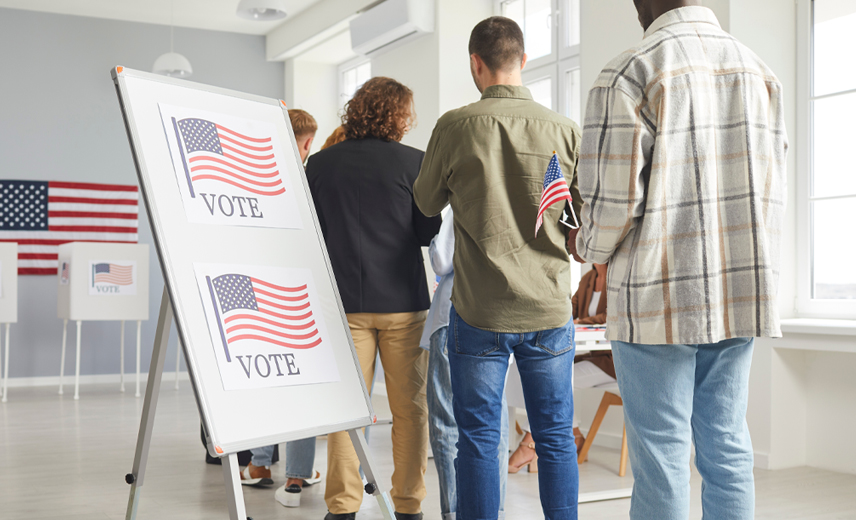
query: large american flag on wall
0 181 139 275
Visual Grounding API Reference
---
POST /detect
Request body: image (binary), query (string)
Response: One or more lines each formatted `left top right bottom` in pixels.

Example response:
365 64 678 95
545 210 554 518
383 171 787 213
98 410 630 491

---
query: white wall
0 7 284 380
287 59 340 154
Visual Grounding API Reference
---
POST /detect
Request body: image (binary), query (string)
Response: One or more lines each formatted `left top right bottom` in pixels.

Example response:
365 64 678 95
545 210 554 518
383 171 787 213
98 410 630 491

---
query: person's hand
567 227 585 263
573 318 581 324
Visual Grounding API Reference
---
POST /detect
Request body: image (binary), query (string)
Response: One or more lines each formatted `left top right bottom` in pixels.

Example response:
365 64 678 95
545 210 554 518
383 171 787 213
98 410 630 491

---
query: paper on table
574 360 616 389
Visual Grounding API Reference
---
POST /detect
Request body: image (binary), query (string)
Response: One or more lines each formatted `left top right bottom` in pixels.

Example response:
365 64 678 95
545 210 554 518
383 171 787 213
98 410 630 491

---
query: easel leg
120 320 126 393
348 428 395 520
74 320 82 401
135 320 142 398
223 453 249 520
126 289 172 520
0 323 4 400
2 323 9 403
59 319 68 395
174 339 180 390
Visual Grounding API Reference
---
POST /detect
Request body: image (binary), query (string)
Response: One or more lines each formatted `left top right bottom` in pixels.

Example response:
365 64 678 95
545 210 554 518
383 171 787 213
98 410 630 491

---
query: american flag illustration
0 181 138 275
206 274 321 362
172 117 285 198
535 153 573 237
93 263 134 286
60 262 69 282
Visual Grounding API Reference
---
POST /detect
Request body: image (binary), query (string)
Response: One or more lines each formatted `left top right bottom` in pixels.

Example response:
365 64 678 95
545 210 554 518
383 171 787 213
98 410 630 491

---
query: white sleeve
429 209 455 276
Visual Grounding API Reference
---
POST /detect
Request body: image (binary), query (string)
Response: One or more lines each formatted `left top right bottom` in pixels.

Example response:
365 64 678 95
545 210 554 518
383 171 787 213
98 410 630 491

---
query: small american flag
206 274 321 362
535 153 572 237
173 118 285 198
93 263 134 286
0 181 138 275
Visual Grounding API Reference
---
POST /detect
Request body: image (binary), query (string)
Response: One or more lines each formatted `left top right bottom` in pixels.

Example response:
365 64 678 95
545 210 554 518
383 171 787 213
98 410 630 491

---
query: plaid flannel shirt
575 7 788 345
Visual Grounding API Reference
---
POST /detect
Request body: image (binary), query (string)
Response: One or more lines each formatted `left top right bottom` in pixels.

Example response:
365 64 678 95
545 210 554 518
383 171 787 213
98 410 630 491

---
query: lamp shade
152 52 193 78
236 0 288 21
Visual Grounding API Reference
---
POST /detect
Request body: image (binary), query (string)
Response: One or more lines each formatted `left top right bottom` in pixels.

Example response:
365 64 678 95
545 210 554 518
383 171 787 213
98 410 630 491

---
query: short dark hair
468 16 525 73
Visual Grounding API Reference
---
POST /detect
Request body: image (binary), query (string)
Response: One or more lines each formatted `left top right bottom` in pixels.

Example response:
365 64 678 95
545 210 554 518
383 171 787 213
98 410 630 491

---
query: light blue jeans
428 326 508 520
448 306 578 520
250 437 316 479
611 337 756 520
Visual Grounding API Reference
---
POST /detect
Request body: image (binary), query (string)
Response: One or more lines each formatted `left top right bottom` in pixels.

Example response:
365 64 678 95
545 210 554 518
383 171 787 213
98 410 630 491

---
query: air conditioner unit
350 0 435 57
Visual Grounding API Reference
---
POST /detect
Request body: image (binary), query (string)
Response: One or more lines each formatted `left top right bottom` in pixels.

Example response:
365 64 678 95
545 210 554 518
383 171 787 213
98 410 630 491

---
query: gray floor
1 383 855 519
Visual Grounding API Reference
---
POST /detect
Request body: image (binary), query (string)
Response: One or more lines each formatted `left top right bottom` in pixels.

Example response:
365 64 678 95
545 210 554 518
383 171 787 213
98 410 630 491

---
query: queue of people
236 1 787 519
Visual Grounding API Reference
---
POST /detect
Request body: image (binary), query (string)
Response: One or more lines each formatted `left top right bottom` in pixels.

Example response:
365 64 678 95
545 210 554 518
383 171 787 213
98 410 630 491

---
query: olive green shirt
413 85 582 333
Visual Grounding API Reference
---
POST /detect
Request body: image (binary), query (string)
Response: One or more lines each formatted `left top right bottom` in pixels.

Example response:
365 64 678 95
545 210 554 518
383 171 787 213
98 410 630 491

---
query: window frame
795 0 856 318
496 0 559 70
337 56 371 106
522 63 558 111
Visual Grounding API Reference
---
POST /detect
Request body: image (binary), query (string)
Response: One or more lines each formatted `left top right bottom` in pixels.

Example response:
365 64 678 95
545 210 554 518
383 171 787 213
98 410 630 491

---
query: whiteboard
112 67 373 456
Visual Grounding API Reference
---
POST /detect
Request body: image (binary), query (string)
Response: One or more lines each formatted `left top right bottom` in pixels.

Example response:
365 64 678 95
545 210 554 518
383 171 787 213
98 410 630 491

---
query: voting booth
0 243 17 402
57 242 149 399
112 67 390 520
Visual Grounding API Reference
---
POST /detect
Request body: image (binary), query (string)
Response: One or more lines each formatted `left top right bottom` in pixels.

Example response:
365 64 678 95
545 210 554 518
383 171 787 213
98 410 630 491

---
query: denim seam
534 329 575 356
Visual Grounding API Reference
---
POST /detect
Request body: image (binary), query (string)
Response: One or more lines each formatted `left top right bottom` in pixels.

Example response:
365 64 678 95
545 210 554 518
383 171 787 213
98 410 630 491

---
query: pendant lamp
236 0 288 21
153 1 193 78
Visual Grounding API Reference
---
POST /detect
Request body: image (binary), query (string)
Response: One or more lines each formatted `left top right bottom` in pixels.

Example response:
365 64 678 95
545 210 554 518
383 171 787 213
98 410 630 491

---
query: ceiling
0 0 326 35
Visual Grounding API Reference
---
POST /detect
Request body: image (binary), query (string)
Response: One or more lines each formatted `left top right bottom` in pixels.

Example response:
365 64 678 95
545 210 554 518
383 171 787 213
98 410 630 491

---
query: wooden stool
577 390 629 477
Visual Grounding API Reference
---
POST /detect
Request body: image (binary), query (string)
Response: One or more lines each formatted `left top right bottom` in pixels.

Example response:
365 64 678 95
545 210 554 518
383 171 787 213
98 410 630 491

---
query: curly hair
342 77 415 142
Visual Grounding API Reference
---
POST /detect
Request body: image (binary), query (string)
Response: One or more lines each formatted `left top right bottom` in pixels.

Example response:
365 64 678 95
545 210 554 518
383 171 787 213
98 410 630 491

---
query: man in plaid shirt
569 1 787 518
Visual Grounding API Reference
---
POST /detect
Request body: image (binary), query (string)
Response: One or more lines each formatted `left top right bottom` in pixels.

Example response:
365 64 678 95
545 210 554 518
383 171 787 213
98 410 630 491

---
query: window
501 0 555 63
339 59 371 105
797 0 856 317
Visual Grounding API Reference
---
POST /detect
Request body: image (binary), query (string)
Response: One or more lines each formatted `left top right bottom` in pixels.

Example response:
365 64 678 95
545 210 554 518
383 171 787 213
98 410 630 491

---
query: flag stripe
189 166 283 186
220 143 274 162
189 152 276 171
49 188 139 200
223 314 315 331
48 211 138 220
49 225 138 233
20 268 57 275
49 181 138 193
189 176 286 196
215 124 271 144
224 324 318 340
227 335 322 350
48 202 138 213
251 279 307 293
257 308 313 321
188 156 280 178
217 133 273 153
254 289 307 302
19 253 56 260
48 196 138 206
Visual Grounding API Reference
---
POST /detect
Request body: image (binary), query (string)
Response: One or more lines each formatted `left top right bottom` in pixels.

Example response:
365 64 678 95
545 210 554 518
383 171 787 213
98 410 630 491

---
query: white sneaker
275 483 302 508
303 470 322 486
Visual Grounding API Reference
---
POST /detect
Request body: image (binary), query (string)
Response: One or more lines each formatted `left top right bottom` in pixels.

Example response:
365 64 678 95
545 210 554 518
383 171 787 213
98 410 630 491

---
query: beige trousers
325 311 430 515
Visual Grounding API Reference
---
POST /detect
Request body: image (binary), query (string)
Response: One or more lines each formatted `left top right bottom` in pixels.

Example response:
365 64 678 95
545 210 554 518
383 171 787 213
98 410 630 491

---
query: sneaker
275 483 302 507
394 513 423 520
323 513 356 520
240 462 274 487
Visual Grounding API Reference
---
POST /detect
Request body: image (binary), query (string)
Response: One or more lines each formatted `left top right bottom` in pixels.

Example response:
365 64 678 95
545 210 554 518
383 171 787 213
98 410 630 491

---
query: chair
577 382 629 477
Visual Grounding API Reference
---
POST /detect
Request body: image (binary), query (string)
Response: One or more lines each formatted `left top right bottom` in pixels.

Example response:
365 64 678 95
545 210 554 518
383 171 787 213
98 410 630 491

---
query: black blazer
306 138 441 314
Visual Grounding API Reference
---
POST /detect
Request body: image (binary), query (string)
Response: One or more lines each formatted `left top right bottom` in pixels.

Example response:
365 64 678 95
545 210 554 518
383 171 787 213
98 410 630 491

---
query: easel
124 289 395 520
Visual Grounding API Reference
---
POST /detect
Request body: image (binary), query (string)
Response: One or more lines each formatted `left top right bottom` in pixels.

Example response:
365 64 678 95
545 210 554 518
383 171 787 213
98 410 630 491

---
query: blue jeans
250 437 316 479
428 326 508 520
448 306 578 520
611 338 755 520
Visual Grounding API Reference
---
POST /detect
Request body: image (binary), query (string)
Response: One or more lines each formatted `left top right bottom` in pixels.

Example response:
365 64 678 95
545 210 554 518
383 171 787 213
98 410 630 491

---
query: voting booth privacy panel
57 242 149 321
113 67 374 456
0 243 17 324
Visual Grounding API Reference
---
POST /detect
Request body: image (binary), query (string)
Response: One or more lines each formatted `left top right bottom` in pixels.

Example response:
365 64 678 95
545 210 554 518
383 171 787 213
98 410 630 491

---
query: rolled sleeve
413 125 451 217
576 87 654 264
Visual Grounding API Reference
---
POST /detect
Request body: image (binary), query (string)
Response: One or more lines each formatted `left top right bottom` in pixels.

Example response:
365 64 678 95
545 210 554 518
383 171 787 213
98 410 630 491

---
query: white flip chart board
112 67 373 456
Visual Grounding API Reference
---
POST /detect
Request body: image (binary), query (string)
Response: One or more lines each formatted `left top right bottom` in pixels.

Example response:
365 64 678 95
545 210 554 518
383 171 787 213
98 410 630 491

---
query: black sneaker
324 513 356 520
395 514 424 520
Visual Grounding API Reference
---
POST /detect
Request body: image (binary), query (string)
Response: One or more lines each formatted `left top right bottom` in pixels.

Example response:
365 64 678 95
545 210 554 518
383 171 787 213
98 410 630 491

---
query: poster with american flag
88 261 137 295
195 263 339 391
159 104 303 230
0 181 138 275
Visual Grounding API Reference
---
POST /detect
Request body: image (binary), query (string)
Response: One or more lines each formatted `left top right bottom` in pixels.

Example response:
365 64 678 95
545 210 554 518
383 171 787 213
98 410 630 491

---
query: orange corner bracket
116 66 124 74
372 415 378 424
280 100 287 108
215 446 223 454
